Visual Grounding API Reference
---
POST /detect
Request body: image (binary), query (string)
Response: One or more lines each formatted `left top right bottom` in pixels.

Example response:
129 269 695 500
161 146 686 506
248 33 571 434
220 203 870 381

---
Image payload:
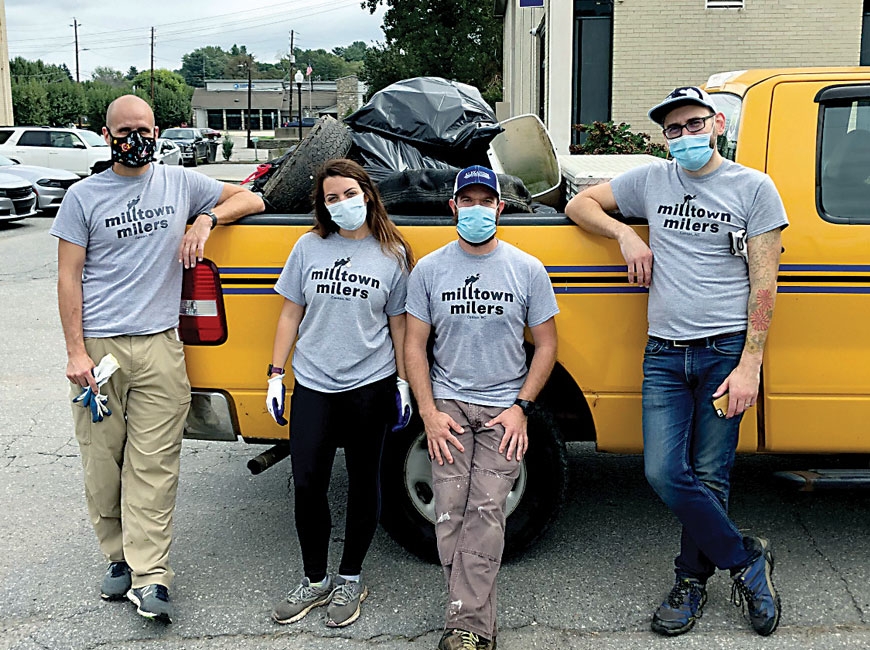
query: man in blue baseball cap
404 165 559 650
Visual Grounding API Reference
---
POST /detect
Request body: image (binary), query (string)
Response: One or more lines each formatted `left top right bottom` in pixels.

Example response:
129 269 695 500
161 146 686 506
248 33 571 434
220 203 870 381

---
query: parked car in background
154 138 183 166
0 127 111 177
197 127 222 142
0 171 38 223
160 128 208 166
0 154 78 212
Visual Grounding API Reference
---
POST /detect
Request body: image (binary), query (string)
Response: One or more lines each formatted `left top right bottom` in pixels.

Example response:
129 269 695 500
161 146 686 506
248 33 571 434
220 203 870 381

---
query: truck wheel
379 407 568 563
262 117 352 213
190 153 198 167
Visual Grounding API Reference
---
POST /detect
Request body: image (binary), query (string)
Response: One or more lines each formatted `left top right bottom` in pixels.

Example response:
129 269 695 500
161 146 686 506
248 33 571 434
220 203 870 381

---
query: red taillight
179 259 227 345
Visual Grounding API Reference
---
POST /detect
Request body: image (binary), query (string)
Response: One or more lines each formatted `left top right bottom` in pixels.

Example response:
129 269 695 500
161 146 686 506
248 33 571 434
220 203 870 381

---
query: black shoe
127 584 173 623
100 561 131 601
731 536 781 636
650 577 707 636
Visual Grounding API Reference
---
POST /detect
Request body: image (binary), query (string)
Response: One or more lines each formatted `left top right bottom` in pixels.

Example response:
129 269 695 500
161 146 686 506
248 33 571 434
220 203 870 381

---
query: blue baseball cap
453 165 500 198
648 86 718 126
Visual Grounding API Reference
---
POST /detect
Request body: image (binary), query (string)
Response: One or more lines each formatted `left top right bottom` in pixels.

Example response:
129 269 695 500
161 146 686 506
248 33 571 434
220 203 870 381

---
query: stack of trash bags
345 77 544 215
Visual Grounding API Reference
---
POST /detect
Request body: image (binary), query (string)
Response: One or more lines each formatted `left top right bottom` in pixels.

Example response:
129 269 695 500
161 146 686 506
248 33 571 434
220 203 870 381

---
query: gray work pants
431 399 522 641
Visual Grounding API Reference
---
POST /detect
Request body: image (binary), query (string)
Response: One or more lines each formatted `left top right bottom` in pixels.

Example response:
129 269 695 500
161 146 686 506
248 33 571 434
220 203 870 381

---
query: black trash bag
349 131 456 183
377 168 533 217
345 77 503 163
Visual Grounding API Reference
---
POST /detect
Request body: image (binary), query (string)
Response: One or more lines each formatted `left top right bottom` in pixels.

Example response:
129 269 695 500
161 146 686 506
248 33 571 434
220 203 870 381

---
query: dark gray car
160 128 208 166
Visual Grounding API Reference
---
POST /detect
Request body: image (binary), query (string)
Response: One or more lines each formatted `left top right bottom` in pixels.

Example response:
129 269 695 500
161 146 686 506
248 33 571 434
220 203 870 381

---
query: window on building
207 110 224 130
818 89 870 224
225 110 242 131
706 0 744 8
247 111 261 131
262 111 276 130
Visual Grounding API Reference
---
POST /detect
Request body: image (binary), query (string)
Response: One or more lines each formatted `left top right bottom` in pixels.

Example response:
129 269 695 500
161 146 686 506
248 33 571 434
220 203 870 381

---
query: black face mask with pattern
107 129 156 167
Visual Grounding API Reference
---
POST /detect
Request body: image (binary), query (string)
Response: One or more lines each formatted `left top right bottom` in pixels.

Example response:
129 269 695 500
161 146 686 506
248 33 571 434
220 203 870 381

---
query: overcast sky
6 0 386 80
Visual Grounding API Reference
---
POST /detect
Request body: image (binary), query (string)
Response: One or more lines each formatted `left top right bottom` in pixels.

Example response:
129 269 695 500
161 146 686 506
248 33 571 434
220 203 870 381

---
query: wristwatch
201 209 218 230
513 399 534 416
267 363 284 377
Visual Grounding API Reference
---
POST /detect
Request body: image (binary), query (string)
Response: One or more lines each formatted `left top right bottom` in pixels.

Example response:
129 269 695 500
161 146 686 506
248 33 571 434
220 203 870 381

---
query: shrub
570 121 668 158
221 134 234 161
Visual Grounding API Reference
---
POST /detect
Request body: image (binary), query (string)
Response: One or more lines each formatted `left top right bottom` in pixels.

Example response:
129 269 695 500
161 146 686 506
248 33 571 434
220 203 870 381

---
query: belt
649 330 746 348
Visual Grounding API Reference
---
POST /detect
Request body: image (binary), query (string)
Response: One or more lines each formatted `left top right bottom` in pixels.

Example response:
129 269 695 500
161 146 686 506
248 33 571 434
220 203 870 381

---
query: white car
155 138 183 166
0 126 111 177
0 154 78 211
0 172 38 223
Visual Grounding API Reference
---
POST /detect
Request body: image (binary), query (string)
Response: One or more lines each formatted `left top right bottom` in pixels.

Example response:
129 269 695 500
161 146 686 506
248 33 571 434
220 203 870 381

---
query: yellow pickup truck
180 68 870 561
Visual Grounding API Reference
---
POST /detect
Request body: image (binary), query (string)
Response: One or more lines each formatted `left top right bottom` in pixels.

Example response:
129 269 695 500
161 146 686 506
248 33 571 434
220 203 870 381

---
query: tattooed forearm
744 229 782 356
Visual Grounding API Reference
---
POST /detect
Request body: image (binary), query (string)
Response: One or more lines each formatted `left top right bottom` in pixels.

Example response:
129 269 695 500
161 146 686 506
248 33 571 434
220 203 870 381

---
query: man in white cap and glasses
565 86 787 637
404 165 559 650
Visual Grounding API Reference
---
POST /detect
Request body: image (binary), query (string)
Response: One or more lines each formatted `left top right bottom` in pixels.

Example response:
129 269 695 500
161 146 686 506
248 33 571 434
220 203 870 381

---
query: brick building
497 0 869 154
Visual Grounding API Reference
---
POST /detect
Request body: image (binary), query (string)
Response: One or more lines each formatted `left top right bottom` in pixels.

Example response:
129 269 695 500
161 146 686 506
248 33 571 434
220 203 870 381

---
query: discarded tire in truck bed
262 116 352 213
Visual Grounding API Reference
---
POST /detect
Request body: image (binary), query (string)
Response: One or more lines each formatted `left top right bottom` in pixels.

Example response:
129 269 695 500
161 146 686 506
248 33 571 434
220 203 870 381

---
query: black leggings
288 375 394 581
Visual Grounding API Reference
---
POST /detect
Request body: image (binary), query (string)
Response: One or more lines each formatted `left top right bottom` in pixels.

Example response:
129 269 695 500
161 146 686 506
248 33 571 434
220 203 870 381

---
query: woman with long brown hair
266 159 414 628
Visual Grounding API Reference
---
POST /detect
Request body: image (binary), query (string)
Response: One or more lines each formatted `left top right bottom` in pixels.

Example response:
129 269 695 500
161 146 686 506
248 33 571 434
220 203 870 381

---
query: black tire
379 407 568 563
190 152 198 167
262 117 352 214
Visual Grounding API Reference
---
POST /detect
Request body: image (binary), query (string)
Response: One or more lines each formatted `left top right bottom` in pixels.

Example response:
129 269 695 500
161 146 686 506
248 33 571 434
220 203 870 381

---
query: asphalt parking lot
2 218 870 650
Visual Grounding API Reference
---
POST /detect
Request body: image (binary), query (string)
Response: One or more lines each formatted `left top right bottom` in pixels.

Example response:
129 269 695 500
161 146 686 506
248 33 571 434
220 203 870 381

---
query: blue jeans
642 332 754 581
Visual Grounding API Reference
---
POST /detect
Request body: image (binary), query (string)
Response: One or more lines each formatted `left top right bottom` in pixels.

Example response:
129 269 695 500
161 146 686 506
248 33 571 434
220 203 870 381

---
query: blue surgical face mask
667 132 715 171
456 204 498 245
326 193 367 231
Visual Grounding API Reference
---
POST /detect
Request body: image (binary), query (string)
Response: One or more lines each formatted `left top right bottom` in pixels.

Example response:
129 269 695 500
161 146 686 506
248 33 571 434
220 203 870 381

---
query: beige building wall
501 2 545 120
0 0 13 126
611 0 864 138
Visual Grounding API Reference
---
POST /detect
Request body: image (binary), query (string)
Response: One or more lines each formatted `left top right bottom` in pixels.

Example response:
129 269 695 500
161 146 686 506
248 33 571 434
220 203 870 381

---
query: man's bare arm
57 240 97 391
565 182 653 287
713 227 783 417
180 184 265 267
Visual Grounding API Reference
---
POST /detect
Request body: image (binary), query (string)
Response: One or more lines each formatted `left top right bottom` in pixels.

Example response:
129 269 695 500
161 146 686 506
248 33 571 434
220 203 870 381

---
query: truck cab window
819 98 870 223
708 92 741 161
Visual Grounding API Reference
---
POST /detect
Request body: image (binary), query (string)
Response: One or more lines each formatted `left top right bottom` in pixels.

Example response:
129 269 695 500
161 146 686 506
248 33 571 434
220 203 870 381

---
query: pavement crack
796 508 865 622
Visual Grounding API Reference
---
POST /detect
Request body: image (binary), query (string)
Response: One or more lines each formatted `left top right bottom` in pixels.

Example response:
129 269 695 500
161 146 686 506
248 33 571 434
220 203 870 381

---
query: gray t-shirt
610 158 788 339
406 240 559 408
50 165 224 337
275 231 408 393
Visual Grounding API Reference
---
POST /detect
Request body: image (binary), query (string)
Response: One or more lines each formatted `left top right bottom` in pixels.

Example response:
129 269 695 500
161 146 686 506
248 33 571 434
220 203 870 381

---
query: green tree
82 82 129 132
151 85 193 130
332 41 368 62
131 68 188 95
11 81 49 125
45 82 86 126
10 56 72 83
361 0 503 105
91 66 126 87
125 66 139 81
180 46 229 87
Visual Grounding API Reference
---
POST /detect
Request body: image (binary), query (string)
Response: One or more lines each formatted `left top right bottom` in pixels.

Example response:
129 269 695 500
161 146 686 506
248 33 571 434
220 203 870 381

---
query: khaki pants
431 399 521 641
70 329 190 589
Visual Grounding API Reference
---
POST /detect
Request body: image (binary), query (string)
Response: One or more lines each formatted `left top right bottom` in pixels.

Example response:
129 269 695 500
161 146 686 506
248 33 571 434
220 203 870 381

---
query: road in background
1 219 869 649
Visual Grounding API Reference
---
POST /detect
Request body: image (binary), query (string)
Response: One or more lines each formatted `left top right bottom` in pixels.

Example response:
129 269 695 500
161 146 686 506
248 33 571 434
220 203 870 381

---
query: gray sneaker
326 576 369 627
272 576 335 624
127 584 172 623
100 561 132 601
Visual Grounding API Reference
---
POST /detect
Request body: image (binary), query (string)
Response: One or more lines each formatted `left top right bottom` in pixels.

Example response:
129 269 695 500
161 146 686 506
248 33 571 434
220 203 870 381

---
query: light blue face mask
456 204 498 244
326 193 367 231
667 133 715 172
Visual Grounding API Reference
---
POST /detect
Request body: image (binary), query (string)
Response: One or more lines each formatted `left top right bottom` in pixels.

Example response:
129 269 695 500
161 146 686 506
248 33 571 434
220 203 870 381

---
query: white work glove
392 377 413 432
72 353 121 423
267 374 288 426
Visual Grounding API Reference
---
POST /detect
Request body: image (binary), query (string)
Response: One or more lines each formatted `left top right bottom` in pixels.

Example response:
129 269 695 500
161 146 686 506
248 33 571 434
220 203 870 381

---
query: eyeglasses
662 114 716 140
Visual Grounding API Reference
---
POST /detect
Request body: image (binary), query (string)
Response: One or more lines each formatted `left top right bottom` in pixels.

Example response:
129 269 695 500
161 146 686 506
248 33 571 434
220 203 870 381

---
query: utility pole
150 27 155 106
287 30 294 128
246 56 253 148
71 17 80 83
